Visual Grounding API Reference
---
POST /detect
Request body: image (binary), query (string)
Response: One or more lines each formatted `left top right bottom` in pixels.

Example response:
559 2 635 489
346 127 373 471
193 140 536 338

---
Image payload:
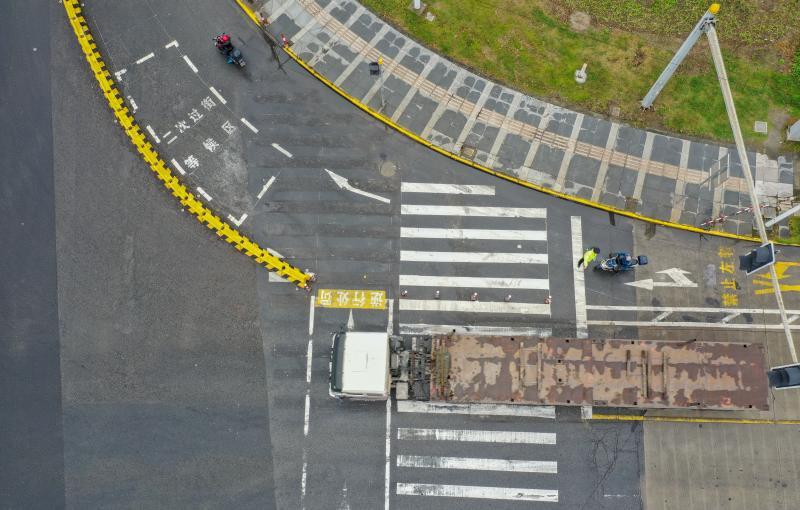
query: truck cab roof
331 331 390 398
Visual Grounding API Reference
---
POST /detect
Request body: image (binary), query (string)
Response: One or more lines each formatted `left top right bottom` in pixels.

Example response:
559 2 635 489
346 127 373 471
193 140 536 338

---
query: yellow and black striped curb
62 0 313 289
592 413 800 425
235 0 799 247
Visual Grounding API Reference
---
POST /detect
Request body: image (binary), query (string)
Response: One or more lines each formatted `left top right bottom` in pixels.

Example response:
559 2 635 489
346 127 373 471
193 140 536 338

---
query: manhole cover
460 145 477 160
754 121 768 134
380 160 397 177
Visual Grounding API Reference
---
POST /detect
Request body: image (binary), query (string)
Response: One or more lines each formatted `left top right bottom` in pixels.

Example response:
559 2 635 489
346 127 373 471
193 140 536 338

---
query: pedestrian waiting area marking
316 288 386 309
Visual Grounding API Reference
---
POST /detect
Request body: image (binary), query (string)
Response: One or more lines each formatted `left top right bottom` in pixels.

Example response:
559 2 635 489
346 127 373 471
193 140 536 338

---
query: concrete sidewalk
254 0 798 237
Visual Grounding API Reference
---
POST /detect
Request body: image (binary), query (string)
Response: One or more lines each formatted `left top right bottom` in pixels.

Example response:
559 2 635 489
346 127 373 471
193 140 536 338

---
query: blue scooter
214 35 246 68
595 252 648 273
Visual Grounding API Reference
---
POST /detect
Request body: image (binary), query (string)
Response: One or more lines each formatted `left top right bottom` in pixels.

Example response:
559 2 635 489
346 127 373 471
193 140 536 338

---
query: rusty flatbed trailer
427 336 768 411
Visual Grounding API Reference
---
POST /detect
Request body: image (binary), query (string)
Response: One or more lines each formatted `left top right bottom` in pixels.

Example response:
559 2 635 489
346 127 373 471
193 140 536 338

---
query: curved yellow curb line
62 0 313 289
235 0 799 247
592 413 800 425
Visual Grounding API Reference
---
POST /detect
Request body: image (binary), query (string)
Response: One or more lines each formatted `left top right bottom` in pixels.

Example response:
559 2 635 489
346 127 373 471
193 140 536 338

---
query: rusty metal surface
432 336 769 411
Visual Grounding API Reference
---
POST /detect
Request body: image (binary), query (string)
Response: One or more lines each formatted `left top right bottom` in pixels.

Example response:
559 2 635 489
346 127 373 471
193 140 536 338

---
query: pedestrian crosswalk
393 402 559 506
399 182 551 333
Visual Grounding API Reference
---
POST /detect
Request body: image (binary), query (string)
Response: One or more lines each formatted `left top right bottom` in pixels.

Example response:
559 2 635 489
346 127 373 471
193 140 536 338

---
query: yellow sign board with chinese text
316 289 387 309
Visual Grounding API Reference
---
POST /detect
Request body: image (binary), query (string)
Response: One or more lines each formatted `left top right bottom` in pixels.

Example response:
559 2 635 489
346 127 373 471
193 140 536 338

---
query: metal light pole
641 4 797 362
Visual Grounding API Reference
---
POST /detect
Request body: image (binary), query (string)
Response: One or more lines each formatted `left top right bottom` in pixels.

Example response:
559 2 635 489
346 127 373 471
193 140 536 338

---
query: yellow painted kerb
593 414 800 425
234 2 800 247
62 0 312 288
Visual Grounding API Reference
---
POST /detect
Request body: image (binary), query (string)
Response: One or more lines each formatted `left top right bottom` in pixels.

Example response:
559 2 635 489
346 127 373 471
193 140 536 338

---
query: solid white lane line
396 455 557 474
397 428 557 445
396 483 558 503
586 305 800 314
209 86 227 104
400 275 548 290
257 176 276 200
401 204 546 218
571 217 588 339
400 299 550 315
396 401 556 419
401 227 546 241
183 55 198 73
135 52 155 64
384 398 391 510
145 125 161 143
241 117 259 133
587 320 800 330
272 143 293 158
165 40 179 49
196 187 212 201
302 298 315 510
308 295 315 336
401 251 547 264
400 183 495 195
170 159 185 175
399 324 552 337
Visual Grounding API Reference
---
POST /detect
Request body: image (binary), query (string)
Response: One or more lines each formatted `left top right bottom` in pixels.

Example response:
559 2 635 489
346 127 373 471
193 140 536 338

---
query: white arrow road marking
325 169 390 204
227 213 248 226
626 267 698 291
346 310 355 331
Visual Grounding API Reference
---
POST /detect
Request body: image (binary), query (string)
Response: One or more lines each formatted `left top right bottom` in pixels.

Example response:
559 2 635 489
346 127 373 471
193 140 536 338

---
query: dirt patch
569 11 590 32
766 108 791 157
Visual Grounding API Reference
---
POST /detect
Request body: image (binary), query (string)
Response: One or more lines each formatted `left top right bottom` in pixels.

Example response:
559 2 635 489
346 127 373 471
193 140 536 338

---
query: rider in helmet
215 33 233 54
615 253 634 268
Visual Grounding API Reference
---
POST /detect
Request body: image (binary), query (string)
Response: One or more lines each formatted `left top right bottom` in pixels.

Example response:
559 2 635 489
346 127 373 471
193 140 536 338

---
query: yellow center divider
62 0 313 289
234 0 800 247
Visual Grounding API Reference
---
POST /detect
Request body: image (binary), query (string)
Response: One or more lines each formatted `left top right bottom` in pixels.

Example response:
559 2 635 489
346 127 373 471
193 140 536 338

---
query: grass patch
360 0 800 147
780 216 800 244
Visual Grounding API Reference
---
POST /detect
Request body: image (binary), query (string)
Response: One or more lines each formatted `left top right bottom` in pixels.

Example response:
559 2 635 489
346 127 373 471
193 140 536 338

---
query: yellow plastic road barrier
592 413 800 426
234 0 800 247
62 0 313 289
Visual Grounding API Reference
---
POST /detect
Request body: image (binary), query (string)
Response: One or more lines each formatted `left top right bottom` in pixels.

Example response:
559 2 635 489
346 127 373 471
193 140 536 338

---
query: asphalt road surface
3 0 800 508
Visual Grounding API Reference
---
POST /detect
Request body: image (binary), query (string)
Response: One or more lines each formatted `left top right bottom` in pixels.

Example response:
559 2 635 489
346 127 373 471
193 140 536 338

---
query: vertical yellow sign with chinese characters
315 289 387 309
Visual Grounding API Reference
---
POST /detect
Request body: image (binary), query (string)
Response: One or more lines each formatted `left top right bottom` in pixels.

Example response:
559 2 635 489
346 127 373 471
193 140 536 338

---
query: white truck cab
329 331 391 400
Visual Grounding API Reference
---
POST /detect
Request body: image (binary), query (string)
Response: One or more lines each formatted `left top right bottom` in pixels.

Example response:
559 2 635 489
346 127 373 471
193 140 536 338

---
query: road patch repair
61 0 313 289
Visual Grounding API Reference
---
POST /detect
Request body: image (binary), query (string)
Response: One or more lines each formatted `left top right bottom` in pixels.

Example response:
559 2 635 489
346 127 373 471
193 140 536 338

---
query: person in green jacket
577 247 600 270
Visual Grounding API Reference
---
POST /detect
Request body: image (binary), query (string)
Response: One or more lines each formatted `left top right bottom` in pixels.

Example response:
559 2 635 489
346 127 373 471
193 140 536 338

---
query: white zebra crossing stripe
400 251 547 264
396 455 557 474
397 428 557 445
400 275 548 289
400 299 550 314
400 205 547 218
396 483 559 502
398 324 552 336
401 227 546 241
396 401 556 418
401 183 495 195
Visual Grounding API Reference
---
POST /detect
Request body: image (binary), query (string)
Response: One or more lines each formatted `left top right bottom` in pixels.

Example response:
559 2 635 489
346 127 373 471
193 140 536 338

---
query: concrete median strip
62 0 313 289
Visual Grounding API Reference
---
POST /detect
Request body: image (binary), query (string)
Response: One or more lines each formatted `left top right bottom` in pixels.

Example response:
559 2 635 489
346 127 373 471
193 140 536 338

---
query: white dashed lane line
183 55 198 73
196 187 213 201
170 159 185 175
209 86 227 104
240 117 258 133
271 143 293 158
145 125 160 143
135 52 155 65
257 176 276 200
